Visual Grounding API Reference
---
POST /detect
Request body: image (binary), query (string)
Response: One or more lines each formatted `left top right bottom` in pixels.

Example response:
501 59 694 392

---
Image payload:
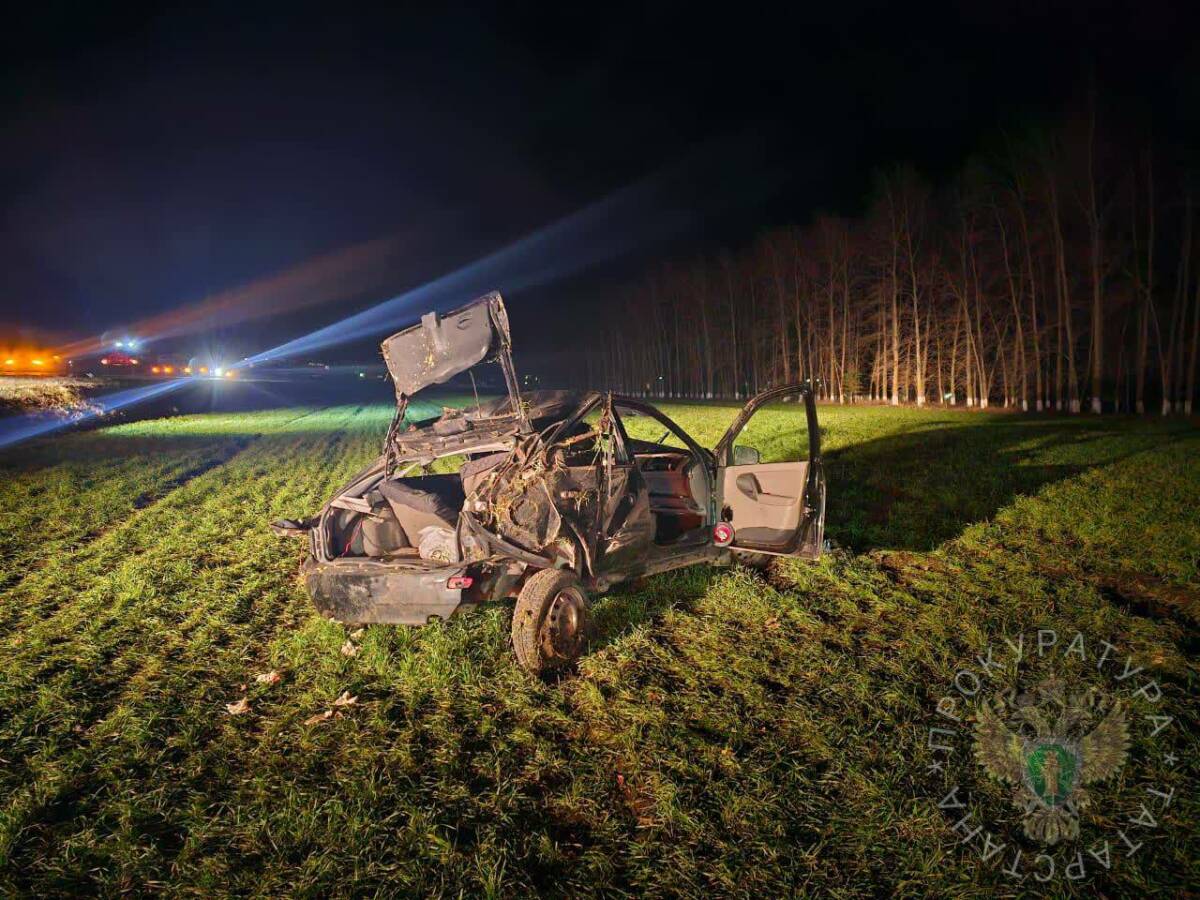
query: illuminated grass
0 402 1195 895
0 377 97 416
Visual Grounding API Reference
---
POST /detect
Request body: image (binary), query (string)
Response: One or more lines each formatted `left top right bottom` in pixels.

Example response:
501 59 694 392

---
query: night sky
2 2 1195 367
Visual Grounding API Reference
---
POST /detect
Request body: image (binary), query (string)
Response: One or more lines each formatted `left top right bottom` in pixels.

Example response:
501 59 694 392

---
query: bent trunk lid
381 291 525 419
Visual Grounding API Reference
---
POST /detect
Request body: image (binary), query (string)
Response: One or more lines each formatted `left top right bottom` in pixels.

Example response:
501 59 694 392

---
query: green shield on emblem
1024 742 1079 807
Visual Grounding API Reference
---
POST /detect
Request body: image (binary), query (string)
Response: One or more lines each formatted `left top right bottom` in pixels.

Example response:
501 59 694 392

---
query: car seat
459 451 508 496
377 475 466 542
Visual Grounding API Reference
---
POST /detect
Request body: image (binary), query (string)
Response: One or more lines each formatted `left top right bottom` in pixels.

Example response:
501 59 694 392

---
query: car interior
327 451 509 561
323 397 721 562
323 394 579 563
612 405 710 546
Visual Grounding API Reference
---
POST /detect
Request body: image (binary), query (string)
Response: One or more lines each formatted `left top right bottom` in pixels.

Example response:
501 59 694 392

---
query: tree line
581 109 1200 415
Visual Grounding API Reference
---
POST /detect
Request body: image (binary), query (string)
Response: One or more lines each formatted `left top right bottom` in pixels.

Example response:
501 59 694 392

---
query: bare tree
586 112 1196 417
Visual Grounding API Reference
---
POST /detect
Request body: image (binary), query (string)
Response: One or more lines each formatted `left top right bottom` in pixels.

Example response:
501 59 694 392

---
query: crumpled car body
274 291 825 665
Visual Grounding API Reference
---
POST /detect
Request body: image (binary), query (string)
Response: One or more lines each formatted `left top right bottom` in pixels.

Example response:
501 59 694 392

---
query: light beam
53 233 415 360
241 167 700 365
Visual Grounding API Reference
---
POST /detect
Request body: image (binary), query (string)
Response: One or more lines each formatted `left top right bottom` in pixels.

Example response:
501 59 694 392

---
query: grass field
0 399 1196 896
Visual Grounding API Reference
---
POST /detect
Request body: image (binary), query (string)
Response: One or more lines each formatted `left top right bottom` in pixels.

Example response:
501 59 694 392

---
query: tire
511 568 592 675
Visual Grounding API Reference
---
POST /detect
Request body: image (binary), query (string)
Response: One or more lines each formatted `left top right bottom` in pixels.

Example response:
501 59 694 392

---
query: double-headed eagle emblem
974 675 1130 844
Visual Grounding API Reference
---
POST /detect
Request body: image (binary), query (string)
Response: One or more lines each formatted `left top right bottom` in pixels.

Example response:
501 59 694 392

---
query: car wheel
511 568 592 675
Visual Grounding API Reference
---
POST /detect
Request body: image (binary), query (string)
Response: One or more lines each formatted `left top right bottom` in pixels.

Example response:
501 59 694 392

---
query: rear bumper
302 558 467 625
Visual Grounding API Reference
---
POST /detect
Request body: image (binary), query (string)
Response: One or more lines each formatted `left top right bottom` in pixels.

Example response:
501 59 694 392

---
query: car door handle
736 474 797 506
736 473 760 499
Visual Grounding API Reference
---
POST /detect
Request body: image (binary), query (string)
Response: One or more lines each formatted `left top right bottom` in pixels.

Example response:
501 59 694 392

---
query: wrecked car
273 291 825 673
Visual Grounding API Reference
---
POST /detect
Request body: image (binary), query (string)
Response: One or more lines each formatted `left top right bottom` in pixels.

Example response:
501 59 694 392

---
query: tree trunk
1084 106 1105 414
1046 160 1079 411
996 205 1027 410
1186 246 1200 415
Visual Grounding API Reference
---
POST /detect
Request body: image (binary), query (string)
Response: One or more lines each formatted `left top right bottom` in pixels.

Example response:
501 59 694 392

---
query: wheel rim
541 586 587 660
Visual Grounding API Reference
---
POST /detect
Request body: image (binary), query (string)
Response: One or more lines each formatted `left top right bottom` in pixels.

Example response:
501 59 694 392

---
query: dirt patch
1093 572 1200 629
870 549 951 586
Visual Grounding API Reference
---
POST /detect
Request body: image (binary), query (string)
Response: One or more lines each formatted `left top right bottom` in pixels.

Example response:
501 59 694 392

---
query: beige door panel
722 461 808 546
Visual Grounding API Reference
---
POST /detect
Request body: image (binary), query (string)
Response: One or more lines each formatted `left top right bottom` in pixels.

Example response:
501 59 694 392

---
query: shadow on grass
588 566 724 653
823 415 1197 552
585 414 1199 653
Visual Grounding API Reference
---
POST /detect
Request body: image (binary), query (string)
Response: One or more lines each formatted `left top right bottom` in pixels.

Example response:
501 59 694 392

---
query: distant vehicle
98 350 142 370
273 292 825 674
174 355 239 378
147 356 187 376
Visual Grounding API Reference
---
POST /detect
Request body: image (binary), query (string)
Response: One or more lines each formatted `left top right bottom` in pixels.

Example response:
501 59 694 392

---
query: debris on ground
301 692 358 727
254 670 282 686
225 697 251 716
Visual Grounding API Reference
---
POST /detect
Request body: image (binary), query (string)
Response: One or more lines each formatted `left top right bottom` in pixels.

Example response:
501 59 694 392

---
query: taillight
447 575 473 590
712 522 734 547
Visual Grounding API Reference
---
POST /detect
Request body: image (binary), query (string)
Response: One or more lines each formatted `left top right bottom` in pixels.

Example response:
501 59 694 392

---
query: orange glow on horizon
0 348 66 374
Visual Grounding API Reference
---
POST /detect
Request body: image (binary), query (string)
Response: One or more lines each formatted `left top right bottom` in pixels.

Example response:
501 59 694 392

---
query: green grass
0 401 1195 896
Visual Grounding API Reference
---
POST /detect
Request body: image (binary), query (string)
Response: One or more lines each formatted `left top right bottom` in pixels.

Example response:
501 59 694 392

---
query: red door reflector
447 575 474 590
712 522 734 547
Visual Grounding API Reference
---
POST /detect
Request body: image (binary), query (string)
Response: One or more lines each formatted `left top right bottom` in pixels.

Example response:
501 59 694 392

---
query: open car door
713 385 825 559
